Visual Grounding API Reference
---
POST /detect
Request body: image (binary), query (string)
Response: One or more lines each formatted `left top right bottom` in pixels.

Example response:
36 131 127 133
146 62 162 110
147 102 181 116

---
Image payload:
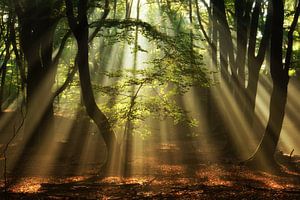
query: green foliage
50 11 210 136
88 20 208 137
288 68 297 77
96 67 201 138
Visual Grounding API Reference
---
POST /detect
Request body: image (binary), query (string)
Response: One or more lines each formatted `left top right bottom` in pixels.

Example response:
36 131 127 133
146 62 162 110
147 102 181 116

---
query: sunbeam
0 0 300 198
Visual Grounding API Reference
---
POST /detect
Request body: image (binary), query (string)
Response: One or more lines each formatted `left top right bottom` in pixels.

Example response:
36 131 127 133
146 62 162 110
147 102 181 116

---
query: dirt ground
0 165 300 199
1 114 300 199
0 147 300 199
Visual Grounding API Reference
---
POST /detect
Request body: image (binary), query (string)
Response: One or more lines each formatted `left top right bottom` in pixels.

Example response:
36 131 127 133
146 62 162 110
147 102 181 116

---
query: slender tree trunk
235 0 249 89
123 0 141 177
0 9 14 112
0 39 11 111
10 13 25 90
249 0 291 168
207 0 218 133
252 83 287 165
65 0 117 175
245 0 271 127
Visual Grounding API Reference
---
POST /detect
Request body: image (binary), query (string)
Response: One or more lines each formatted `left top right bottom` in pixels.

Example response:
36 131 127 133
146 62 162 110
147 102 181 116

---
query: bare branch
285 0 300 72
195 0 214 47
52 30 72 67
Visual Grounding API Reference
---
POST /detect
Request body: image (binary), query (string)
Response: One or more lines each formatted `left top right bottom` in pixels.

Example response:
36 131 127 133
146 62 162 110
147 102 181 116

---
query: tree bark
245 0 271 127
10 1 61 176
65 0 117 175
248 0 300 168
18 13 57 146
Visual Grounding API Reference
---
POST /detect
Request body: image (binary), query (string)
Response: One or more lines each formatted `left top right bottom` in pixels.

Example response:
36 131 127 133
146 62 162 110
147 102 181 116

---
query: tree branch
285 0 300 72
256 1 271 63
88 0 110 42
90 19 173 44
52 30 72 67
53 57 78 98
195 0 214 47
65 0 78 33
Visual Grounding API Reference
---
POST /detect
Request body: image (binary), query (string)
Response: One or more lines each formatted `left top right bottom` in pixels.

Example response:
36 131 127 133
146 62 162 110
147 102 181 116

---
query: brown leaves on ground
1 126 300 199
1 162 300 199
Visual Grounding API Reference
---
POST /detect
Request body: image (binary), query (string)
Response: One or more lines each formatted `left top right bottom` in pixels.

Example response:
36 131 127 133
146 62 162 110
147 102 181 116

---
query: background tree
0 0 299 180
65 0 117 174
12 0 63 145
249 0 300 168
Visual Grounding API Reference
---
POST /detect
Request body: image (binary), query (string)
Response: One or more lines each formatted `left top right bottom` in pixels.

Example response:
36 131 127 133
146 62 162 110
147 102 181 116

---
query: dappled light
0 0 300 199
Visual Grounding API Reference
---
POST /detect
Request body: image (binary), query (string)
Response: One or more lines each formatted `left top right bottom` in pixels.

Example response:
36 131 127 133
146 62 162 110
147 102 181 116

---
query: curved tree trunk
245 1 271 129
250 83 288 167
65 0 118 175
249 0 299 169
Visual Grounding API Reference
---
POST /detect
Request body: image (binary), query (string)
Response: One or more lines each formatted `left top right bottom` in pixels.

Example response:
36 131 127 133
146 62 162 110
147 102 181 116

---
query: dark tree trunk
235 0 249 89
207 0 219 133
18 13 57 146
211 0 218 73
213 0 242 155
0 39 11 111
0 9 13 112
245 0 271 127
249 0 295 168
65 0 118 175
10 12 26 90
9 2 60 177
251 83 287 166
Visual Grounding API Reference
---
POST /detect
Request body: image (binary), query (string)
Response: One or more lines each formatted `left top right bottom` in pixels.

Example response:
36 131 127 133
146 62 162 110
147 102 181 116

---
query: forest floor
0 146 300 199
0 114 300 199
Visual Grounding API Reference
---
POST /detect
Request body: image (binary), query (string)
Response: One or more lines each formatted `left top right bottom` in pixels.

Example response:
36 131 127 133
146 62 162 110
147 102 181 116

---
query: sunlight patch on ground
196 165 233 186
2 164 300 199
101 176 155 185
8 176 86 193
245 173 285 189
10 178 45 193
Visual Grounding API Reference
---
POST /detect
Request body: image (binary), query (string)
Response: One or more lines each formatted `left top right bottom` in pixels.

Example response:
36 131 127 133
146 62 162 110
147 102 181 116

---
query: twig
289 149 294 159
2 102 27 193
145 177 156 186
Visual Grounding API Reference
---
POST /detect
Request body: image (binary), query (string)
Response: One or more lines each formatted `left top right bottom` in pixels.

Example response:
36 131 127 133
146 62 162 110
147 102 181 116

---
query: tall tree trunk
0 8 14 112
122 0 141 177
245 0 271 127
10 1 60 177
249 0 300 168
0 34 11 111
65 0 117 175
18 14 56 146
235 0 249 89
208 0 219 133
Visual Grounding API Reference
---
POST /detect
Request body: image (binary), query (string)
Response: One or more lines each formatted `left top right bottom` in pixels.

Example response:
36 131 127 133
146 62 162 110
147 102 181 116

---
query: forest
0 0 300 199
